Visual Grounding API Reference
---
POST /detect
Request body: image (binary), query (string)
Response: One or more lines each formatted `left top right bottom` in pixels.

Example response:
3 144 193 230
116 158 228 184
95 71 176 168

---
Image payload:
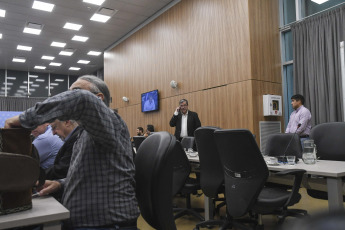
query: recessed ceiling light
17 45 32 51
0 33 2 39
20 86 27 89
12 57 26 63
42 55 55 60
50 62 62 66
90 13 110 23
64 22 83 31
55 79 65 82
32 1 55 12
36 79 45 82
77 60 90 64
83 0 106 5
31 84 40 87
59 51 74 56
69 67 80 71
87 51 102 56
23 22 43 35
7 77 16 80
34 66 46 69
72 35 89 42
51 42 66 47
311 0 329 4
50 83 59 86
6 82 13 86
0 9 6 17
29 75 38 78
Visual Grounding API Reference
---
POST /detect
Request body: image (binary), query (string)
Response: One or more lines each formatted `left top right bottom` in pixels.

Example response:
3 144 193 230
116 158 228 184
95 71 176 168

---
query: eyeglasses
180 104 188 107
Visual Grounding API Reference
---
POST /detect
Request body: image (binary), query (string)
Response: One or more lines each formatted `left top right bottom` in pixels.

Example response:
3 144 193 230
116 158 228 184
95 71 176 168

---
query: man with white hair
5 75 139 230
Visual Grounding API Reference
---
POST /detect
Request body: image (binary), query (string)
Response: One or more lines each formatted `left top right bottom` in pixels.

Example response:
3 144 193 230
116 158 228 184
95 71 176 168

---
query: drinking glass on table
286 155 296 165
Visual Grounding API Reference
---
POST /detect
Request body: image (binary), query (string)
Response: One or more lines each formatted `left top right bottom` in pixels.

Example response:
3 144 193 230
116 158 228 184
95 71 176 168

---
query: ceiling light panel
50 62 62 66
0 34 2 39
90 13 110 23
29 75 38 78
72 35 89 42
63 22 82 31
59 51 73 56
51 42 66 47
12 57 26 63
32 1 55 12
7 77 16 80
42 55 55 60
55 79 64 82
69 67 80 71
17 45 32 51
311 0 329 4
23 22 43 35
83 0 106 6
87 51 102 56
34 66 46 69
0 9 6 17
77 60 90 64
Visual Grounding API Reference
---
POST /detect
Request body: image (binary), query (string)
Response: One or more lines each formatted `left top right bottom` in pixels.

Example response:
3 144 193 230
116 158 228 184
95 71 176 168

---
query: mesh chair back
194 126 223 198
181 136 195 149
214 129 268 217
310 122 345 161
265 133 302 158
133 136 146 150
135 132 178 230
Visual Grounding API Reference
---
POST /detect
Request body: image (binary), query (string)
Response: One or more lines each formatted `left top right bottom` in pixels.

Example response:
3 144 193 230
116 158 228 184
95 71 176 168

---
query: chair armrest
274 169 306 207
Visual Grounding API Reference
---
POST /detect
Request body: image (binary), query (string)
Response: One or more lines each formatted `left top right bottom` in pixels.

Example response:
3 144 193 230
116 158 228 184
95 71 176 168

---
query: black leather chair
133 136 146 150
194 126 226 229
307 122 345 200
214 129 307 229
181 136 195 150
135 131 186 230
173 140 204 221
265 133 303 159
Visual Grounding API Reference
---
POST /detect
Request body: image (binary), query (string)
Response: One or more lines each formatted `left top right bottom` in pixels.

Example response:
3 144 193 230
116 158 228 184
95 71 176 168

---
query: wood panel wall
104 0 282 142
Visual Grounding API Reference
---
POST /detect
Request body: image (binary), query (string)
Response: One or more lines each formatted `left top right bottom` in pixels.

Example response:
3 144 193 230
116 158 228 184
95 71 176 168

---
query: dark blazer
45 126 83 180
169 110 201 139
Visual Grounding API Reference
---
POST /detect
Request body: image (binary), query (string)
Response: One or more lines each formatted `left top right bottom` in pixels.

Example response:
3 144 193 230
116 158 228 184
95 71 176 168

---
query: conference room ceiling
0 0 174 76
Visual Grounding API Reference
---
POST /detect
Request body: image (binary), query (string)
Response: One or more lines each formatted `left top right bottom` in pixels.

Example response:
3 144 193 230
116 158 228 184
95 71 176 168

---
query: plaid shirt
20 89 140 228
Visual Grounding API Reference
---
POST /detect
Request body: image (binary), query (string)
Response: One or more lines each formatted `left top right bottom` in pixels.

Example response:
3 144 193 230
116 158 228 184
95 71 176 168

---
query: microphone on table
282 123 301 161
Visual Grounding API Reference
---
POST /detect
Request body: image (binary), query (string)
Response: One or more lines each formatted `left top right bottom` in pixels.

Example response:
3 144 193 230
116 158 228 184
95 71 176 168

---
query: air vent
259 121 281 155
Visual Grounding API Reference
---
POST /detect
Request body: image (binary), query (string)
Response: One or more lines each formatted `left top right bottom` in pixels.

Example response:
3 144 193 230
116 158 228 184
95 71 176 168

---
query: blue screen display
141 90 159 112
0 111 23 128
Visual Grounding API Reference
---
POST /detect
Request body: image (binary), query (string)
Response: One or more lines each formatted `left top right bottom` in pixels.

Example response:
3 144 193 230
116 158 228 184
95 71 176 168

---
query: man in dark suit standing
169 99 201 141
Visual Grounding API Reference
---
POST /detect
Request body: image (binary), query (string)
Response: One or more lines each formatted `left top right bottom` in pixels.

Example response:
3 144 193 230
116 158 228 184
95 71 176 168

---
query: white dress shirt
180 111 188 138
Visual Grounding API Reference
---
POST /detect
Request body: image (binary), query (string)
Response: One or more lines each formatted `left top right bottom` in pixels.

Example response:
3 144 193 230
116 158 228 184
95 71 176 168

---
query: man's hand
4 115 21 128
37 180 61 196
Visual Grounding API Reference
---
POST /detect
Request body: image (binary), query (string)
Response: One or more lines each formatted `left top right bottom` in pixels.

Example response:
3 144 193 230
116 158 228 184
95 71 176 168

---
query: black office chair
214 129 307 229
135 131 186 230
173 141 204 221
265 133 303 159
133 136 146 150
194 126 226 230
307 122 345 200
181 136 195 150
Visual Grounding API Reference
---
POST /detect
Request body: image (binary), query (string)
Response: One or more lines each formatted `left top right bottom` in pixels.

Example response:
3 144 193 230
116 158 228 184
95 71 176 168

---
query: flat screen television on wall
141 89 159 112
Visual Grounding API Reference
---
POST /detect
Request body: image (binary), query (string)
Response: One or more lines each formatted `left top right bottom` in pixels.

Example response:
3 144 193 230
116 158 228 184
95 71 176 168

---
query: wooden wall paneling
248 0 281 83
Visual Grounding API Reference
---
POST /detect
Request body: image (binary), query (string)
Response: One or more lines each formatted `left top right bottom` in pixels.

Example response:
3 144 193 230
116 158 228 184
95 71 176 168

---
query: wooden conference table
187 153 345 220
0 196 69 230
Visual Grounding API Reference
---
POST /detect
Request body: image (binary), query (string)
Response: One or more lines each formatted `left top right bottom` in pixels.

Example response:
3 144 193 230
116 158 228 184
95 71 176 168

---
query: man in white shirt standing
169 99 201 142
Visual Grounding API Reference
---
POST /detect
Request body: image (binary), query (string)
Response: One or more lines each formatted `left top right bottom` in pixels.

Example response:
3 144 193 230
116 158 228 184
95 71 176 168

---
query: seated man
31 123 64 169
45 120 82 180
143 124 154 137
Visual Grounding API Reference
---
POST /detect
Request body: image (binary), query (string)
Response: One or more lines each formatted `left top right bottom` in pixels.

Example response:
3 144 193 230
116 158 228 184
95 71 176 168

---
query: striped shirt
20 89 140 228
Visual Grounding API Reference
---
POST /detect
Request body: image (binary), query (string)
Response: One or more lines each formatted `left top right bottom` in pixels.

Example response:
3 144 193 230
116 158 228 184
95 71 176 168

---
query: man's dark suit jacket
169 110 201 140
45 126 82 180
